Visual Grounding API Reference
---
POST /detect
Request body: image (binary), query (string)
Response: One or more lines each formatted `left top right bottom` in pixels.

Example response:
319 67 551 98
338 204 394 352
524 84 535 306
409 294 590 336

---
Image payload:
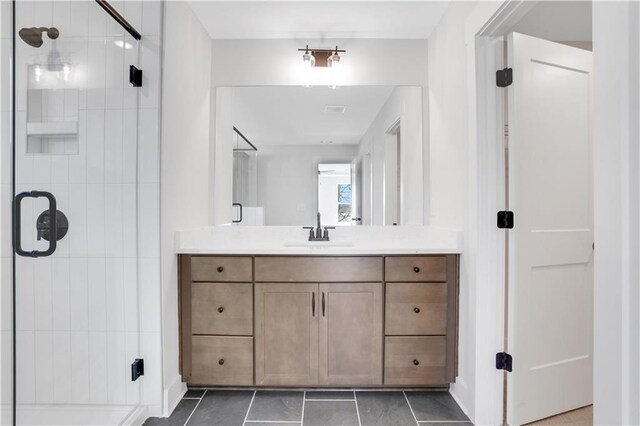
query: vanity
177 226 461 389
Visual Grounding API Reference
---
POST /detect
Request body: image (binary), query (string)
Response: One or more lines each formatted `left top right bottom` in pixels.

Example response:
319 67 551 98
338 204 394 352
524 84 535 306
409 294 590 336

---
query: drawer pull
217 306 224 313
217 266 224 273
413 359 420 366
413 307 420 314
218 358 225 365
413 266 420 273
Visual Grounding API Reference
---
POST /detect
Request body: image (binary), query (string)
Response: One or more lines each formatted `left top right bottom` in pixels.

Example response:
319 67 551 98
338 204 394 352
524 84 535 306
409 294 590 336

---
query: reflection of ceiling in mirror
231 86 395 147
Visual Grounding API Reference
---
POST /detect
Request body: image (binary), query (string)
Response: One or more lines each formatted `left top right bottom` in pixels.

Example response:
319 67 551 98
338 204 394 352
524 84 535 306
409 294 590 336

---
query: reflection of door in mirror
318 163 352 227
352 159 363 226
385 121 401 225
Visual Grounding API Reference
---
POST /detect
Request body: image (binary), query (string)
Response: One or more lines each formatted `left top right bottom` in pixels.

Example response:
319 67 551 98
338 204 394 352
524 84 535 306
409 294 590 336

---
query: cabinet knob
413 307 420 314
218 306 224 313
217 266 224 273
218 359 225 365
413 359 420 366
413 266 420 273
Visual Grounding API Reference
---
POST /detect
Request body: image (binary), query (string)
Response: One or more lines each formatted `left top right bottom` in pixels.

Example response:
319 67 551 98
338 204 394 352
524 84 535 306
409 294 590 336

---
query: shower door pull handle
232 203 243 223
13 190 58 258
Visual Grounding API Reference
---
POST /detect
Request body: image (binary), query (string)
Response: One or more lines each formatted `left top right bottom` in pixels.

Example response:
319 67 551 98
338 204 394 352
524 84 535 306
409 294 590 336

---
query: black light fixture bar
298 47 346 53
233 127 258 152
95 0 142 41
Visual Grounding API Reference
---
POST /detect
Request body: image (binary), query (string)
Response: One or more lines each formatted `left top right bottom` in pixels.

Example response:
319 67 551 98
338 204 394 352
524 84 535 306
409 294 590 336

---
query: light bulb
63 64 70 81
329 53 341 70
302 51 315 68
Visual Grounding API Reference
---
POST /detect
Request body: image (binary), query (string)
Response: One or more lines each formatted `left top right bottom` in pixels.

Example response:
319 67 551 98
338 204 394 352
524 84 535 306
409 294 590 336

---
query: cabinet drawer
385 282 447 335
191 256 252 282
385 256 447 282
255 257 383 282
192 282 253 335
384 336 446 385
191 336 254 386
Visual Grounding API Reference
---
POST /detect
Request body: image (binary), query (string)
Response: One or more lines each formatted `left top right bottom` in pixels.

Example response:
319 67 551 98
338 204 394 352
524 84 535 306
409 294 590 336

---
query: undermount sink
282 241 354 248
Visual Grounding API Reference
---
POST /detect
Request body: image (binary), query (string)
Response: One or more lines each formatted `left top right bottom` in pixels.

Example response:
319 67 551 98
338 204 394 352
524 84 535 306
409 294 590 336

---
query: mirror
215 85 424 226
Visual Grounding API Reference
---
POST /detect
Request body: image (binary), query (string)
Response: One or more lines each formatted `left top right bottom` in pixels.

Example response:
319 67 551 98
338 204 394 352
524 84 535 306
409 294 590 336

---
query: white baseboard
121 405 148 426
163 375 187 417
449 377 471 421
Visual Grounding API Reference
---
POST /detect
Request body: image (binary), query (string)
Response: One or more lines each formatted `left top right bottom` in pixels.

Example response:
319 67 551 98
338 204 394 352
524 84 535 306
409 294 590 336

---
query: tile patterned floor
144 390 472 426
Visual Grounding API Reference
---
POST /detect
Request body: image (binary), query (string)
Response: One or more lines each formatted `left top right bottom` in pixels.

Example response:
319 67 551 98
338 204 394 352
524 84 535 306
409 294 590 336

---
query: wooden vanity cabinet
179 254 459 388
254 283 319 386
318 282 383 386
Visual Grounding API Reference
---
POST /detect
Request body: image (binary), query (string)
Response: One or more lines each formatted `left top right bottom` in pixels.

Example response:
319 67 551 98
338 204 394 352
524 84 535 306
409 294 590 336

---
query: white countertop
175 226 463 255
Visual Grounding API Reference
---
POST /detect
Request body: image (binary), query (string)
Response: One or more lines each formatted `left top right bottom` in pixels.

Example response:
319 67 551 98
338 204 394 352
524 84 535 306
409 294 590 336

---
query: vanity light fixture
299 45 346 68
328 47 341 70
301 45 316 68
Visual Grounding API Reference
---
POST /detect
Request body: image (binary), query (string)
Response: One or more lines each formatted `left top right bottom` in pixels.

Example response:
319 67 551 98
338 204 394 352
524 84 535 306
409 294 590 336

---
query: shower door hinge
496 67 513 87
497 211 514 229
131 358 144 381
129 65 143 87
496 352 513 372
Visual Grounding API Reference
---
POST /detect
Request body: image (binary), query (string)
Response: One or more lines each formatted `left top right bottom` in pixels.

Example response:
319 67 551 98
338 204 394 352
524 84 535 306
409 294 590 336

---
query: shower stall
1 1 155 424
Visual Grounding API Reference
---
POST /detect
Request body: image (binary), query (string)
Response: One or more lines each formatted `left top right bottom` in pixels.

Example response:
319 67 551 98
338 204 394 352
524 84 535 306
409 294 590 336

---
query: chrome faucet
303 212 335 241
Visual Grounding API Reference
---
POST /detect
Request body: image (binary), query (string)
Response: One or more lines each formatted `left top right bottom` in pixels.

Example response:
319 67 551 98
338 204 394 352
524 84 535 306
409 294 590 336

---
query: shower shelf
26 121 78 137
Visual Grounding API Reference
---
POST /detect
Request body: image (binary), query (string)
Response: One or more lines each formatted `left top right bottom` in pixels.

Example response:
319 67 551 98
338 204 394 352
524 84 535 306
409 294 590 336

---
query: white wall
357 86 424 226
592 2 640 424
211 39 430 225
257 145 357 226
427 3 478 420
160 0 212 416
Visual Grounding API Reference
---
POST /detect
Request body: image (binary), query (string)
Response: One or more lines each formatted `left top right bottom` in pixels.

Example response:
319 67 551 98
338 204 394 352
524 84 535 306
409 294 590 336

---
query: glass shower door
3 1 143 424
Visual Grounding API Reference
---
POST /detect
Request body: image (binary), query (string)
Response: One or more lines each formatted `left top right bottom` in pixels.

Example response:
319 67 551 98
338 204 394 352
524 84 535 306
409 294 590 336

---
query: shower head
18 27 59 48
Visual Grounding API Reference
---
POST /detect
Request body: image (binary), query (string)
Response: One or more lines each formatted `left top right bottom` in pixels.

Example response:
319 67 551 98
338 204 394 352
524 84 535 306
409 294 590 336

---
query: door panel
507 32 593 425
254 283 319 385
319 282 383 385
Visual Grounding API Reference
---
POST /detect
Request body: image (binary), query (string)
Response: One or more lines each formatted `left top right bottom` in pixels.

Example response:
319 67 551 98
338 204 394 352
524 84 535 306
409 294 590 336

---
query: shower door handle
13 190 58 257
232 203 243 223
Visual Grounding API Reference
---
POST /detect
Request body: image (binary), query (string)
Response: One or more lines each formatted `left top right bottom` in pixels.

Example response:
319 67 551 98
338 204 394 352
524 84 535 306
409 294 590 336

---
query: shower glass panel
2 1 143 424
232 128 259 225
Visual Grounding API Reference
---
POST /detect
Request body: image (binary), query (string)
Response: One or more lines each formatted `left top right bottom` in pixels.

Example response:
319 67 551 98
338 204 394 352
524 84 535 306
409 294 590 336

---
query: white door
506 32 593 425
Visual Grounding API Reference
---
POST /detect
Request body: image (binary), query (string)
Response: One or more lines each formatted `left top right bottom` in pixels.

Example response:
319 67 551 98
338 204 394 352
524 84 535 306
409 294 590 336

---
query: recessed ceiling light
324 105 347 114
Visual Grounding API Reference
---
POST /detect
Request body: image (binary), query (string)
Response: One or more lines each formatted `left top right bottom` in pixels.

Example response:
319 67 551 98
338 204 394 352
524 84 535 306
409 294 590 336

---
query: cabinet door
319 282 383 385
255 283 319 385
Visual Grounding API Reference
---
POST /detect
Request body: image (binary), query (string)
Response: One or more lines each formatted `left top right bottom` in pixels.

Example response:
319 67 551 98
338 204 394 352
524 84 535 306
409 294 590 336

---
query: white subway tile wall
3 0 163 419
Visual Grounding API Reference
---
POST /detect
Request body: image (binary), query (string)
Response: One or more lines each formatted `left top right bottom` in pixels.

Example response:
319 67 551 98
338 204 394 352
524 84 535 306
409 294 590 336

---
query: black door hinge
497 211 514 229
129 65 143 87
131 358 144 381
496 68 513 87
496 352 513 372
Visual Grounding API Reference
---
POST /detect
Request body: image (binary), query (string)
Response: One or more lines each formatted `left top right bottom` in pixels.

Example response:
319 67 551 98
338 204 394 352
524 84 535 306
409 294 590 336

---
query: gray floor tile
184 389 206 398
303 400 360 426
418 422 473 425
143 399 198 425
246 391 304 422
405 391 469 422
245 423 301 426
305 391 355 400
356 391 417 426
186 390 254 426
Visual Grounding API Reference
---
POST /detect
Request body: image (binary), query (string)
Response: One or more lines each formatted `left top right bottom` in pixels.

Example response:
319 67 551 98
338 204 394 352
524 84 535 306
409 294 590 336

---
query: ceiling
511 1 592 42
231 86 395 146
188 1 449 39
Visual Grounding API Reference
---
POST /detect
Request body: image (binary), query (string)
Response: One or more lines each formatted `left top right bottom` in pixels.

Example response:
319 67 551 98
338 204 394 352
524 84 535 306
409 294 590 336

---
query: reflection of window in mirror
318 163 352 226
385 120 401 225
